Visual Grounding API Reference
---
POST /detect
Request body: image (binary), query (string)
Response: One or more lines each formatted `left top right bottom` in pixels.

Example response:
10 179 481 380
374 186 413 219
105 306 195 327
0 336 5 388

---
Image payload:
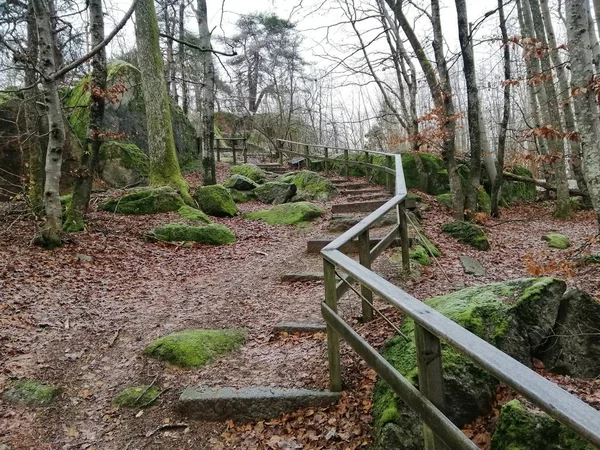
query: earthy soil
1 165 599 450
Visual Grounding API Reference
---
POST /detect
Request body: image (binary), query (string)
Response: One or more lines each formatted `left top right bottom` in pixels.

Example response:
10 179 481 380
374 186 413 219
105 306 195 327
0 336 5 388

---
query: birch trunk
135 0 190 198
566 0 600 226
179 1 188 115
32 0 65 248
65 0 106 231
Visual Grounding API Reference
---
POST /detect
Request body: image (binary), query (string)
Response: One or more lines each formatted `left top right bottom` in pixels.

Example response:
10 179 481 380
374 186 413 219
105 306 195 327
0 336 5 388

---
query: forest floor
1 163 600 450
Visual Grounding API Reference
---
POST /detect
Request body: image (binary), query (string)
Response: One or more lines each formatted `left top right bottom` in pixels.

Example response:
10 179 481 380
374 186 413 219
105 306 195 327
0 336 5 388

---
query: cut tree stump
178 387 340 422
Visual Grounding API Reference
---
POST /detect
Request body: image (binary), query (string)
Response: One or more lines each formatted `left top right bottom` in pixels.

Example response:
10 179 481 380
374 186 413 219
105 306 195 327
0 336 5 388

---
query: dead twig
133 375 158 405
108 327 122 347
137 387 171 409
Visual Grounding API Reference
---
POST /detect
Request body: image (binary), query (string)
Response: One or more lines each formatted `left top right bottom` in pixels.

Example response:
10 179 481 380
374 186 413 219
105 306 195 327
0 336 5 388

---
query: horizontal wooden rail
277 138 393 157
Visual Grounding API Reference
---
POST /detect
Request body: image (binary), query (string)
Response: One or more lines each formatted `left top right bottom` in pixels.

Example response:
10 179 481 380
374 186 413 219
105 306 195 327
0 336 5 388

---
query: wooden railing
275 139 600 449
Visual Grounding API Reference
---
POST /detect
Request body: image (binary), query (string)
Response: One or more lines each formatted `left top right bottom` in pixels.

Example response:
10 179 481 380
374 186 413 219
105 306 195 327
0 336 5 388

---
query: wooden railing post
324 147 329 175
232 139 237 165
344 149 349 178
216 139 221 162
243 137 248 163
364 151 370 180
358 230 373 322
415 324 448 450
305 145 311 170
324 259 342 392
398 201 410 273
386 155 394 194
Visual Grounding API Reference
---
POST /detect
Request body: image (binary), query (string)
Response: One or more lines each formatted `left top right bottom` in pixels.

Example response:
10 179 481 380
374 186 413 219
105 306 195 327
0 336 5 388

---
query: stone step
340 187 386 195
327 214 397 232
273 322 327 333
346 193 390 202
332 198 416 214
178 386 340 422
280 272 324 282
255 163 283 168
336 182 372 190
330 178 351 185
307 236 404 254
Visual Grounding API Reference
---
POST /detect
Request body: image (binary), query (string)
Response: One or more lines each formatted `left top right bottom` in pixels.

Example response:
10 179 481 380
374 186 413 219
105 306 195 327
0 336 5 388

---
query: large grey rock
178 386 340 422
538 289 600 378
254 182 297 204
459 256 486 276
223 174 258 191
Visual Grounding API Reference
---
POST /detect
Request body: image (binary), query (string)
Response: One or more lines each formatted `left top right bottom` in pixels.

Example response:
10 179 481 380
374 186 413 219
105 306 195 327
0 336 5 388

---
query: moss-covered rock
245 202 325 226
542 233 570 249
177 205 211 223
501 166 537 204
3 380 59 406
145 329 246 368
400 153 450 195
223 174 259 191
228 188 255 203
254 182 297 204
409 245 431 265
112 385 161 408
442 221 490 250
478 187 491 214
491 400 593 450
373 278 567 450
99 186 184 214
277 170 338 201
436 193 452 208
149 223 235 245
98 140 150 188
193 185 237 217
231 164 267 184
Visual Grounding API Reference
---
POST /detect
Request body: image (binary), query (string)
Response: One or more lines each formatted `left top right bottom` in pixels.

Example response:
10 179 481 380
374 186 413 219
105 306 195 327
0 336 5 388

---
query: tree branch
158 32 237 56
503 171 583 196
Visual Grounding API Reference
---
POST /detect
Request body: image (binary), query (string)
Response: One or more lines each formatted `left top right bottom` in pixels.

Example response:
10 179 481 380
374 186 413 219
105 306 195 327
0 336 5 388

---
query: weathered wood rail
276 139 600 449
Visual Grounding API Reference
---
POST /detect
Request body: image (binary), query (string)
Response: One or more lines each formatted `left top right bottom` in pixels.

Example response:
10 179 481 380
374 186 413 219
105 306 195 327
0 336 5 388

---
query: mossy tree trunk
65 0 106 232
32 0 65 248
134 0 190 199
197 0 216 185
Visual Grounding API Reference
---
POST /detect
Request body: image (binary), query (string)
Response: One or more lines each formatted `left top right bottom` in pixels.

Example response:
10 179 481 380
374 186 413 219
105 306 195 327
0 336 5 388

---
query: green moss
542 233 570 249
3 380 59 406
277 170 338 201
406 192 422 203
112 385 160 408
228 188 255 203
581 254 600 264
177 205 211 223
144 328 246 368
419 234 441 258
491 400 594 450
231 164 267 183
437 193 452 208
149 223 235 245
193 185 238 217
223 174 259 191
410 245 431 265
478 187 491 214
501 166 537 204
442 221 490 250
244 202 325 226
100 141 150 175
99 186 185 214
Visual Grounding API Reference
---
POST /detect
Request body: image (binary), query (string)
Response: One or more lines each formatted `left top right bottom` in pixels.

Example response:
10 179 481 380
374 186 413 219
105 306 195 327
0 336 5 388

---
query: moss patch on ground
112 385 161 408
244 202 325 226
231 164 267 184
177 205 211 223
409 245 431 266
442 221 490 250
193 185 238 217
145 329 246 368
437 193 452 208
149 223 235 245
3 380 59 406
491 400 593 450
542 233 570 249
277 170 338 201
99 186 184 214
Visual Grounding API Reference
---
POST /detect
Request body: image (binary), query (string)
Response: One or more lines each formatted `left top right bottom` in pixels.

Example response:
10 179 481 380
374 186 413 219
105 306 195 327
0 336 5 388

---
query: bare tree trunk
566 0 600 226
455 0 482 218
135 0 190 198
528 0 571 217
162 3 177 101
492 0 511 217
25 0 44 216
179 1 188 114
32 0 65 248
197 0 216 184
65 0 106 232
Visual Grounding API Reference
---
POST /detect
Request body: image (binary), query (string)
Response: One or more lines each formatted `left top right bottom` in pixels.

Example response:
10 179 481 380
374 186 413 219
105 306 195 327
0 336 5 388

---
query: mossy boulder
149 223 235 245
277 170 338 201
436 193 452 209
3 380 59 406
99 186 185 214
442 221 490 250
223 174 259 191
112 385 161 408
177 205 211 223
98 140 150 188
254 182 297 204
401 153 450 195
542 233 570 249
478 187 491 214
244 202 325 226
231 164 267 184
144 329 246 368
501 165 537 204
228 188 255 203
491 400 593 450
193 185 237 217
409 245 431 265
373 278 567 450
